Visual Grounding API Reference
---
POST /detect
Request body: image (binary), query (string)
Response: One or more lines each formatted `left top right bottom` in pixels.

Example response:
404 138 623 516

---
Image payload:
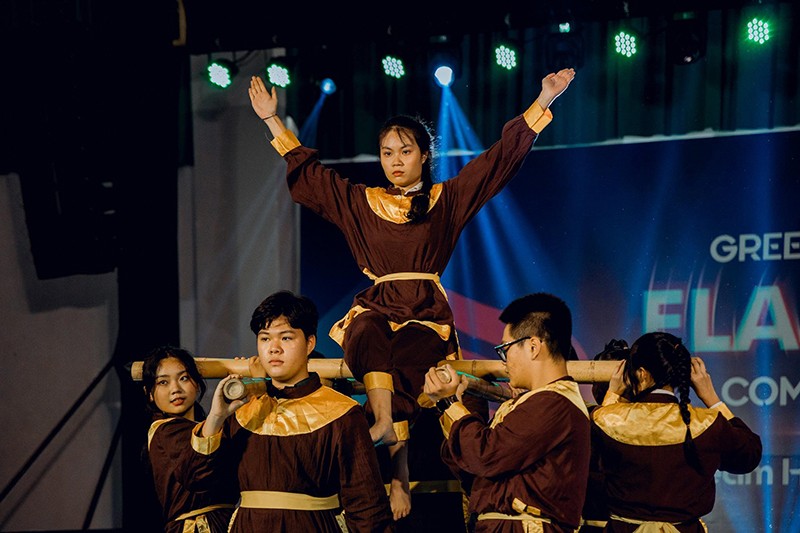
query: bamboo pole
130 357 616 383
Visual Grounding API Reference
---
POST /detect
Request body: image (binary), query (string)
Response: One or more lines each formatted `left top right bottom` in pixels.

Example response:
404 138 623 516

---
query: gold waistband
610 514 686 533
239 490 340 511
174 503 235 521
372 272 440 284
477 512 551 523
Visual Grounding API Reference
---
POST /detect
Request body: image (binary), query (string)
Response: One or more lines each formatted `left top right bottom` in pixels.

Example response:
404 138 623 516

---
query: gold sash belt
372 272 441 284
609 513 705 533
174 503 235 533
240 490 340 511
371 271 448 299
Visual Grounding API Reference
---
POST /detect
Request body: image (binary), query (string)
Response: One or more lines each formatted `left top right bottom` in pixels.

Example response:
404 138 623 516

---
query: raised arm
248 75 289 139
535 68 576 110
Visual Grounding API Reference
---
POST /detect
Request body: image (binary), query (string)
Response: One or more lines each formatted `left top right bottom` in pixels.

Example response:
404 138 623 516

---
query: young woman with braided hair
590 332 762 532
249 68 576 520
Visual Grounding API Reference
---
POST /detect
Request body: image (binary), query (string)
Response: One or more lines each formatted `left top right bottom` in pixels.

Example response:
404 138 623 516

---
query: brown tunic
147 416 238 532
278 108 550 420
591 392 762 532
439 379 591 532
192 374 394 533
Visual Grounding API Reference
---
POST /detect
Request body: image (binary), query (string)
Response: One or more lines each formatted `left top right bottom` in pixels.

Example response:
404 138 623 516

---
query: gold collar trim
491 379 588 428
236 386 358 436
364 183 443 223
593 402 720 446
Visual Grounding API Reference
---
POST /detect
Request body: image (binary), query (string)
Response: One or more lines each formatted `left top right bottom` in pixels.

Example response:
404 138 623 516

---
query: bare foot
389 477 411 521
388 441 411 520
369 419 398 446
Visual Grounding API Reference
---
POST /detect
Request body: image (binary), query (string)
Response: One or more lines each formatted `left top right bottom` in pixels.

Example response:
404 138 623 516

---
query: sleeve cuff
522 101 553 134
270 129 301 156
601 390 628 406
191 421 223 455
438 402 471 438
711 401 735 420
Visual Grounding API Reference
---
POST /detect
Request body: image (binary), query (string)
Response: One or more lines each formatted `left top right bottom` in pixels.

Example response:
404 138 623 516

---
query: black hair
591 338 629 404
498 292 572 361
141 345 207 419
249 290 318 339
378 114 436 224
628 331 702 473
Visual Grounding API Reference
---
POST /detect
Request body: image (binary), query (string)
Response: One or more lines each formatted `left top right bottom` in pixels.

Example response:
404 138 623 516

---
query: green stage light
267 62 291 88
382 55 405 79
747 18 770 44
207 58 237 89
614 31 637 57
495 45 517 70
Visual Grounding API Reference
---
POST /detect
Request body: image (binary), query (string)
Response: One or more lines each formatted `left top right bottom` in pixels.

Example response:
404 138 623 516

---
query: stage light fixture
267 61 291 88
495 45 517 70
434 66 454 87
382 55 406 79
207 58 237 89
429 36 462 87
667 16 706 65
546 31 584 72
747 17 770 44
320 78 337 95
614 31 637 58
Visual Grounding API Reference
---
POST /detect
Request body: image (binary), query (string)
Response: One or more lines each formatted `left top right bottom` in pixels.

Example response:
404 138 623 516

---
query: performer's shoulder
316 385 360 408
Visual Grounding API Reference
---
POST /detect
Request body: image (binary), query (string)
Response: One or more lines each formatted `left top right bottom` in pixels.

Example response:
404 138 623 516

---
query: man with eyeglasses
423 292 590 532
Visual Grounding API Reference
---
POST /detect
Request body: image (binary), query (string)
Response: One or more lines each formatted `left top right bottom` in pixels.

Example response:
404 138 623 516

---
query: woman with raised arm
248 68 576 519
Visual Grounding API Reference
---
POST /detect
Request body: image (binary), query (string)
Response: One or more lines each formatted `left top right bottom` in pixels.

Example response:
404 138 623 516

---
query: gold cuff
713 402 735 420
522 101 553 133
439 402 470 438
270 129 301 156
602 391 623 406
191 422 222 455
393 420 410 441
363 371 394 392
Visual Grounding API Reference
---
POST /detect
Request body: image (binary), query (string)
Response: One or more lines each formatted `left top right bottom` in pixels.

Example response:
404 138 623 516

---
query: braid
631 333 704 473
407 176 432 223
672 340 704 474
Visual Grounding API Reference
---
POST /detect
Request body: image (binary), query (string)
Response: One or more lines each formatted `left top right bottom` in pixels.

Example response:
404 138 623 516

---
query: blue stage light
321 78 337 95
434 65 454 87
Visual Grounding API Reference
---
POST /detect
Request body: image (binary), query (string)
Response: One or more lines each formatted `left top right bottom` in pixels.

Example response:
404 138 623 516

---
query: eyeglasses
493 336 531 362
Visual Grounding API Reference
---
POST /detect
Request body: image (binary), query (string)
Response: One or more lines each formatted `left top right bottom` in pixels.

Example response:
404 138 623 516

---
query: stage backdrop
300 128 800 532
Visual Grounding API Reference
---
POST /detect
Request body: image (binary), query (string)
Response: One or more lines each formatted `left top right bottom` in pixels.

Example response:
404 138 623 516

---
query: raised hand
248 75 278 120
537 68 576 110
690 357 721 407
610 359 628 394
202 374 247 437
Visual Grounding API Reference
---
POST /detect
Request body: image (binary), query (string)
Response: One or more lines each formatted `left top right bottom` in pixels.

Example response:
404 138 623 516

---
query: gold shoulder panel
593 403 721 446
236 386 359 436
490 380 588 429
147 417 176 449
364 183 443 223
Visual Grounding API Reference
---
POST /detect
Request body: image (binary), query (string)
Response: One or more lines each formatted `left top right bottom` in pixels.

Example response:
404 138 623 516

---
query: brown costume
438 378 591 532
591 392 762 532
147 416 238 532
270 103 553 430
191 374 394 533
